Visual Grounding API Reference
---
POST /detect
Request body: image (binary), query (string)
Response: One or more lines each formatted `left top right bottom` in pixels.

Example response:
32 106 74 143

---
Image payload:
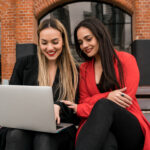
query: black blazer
9 55 79 124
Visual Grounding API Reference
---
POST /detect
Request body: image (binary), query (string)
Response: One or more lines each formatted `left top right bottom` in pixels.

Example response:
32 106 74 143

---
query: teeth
48 51 56 54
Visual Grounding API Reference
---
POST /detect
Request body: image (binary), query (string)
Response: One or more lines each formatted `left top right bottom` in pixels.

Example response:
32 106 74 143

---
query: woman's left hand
61 100 77 113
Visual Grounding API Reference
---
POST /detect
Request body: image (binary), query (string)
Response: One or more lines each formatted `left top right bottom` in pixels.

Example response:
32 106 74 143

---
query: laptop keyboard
56 125 63 129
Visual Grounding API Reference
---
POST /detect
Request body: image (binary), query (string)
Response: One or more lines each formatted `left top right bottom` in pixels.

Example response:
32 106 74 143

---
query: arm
9 58 26 85
120 53 140 110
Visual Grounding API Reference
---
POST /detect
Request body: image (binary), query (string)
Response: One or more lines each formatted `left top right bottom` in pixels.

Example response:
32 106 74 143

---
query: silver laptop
0 85 73 133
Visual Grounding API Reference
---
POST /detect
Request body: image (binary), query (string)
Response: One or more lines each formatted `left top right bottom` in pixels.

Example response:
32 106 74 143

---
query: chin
45 56 57 61
87 53 94 58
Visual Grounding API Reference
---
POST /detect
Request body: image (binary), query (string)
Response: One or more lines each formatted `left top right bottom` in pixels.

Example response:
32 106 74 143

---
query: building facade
0 0 150 85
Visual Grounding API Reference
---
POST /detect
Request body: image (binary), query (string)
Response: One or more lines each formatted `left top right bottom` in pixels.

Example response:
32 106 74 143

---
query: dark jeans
5 126 76 150
76 99 144 150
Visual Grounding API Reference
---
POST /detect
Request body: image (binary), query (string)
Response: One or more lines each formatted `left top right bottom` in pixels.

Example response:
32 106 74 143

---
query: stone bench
136 86 150 121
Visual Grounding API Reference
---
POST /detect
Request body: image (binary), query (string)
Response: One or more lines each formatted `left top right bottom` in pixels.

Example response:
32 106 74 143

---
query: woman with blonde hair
0 18 79 150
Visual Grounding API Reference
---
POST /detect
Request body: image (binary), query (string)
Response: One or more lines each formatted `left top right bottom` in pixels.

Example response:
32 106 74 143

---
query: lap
94 99 144 149
5 125 76 150
77 99 144 150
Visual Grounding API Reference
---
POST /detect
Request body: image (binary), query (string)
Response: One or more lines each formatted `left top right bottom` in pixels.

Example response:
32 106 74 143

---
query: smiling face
77 27 99 58
39 27 63 63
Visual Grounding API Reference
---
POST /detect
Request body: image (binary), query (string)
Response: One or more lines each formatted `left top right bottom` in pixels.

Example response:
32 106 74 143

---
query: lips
47 50 56 56
85 48 92 54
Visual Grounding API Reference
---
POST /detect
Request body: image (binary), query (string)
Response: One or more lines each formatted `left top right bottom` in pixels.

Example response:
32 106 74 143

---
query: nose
82 41 88 49
47 43 53 50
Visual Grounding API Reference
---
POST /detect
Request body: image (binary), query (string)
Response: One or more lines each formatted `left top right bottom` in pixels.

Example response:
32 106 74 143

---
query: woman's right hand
54 104 61 124
107 87 132 108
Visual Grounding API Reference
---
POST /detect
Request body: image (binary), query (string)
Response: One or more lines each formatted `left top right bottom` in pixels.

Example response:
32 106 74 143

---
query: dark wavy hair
74 17 124 92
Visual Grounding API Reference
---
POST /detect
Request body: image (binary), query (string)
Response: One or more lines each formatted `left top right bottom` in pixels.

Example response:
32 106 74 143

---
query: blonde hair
37 18 78 102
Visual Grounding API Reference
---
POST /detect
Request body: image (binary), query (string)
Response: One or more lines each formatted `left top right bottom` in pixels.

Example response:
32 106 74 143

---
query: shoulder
16 55 38 64
115 50 136 63
80 60 93 71
15 55 38 69
79 60 93 79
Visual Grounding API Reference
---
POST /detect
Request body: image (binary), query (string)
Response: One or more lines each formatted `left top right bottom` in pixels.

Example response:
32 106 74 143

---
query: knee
93 99 113 111
6 129 27 143
91 99 117 117
34 133 58 149
34 133 55 144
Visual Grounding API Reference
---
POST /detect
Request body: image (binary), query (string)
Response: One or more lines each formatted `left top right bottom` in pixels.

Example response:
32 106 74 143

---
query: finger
119 92 132 101
114 96 130 107
123 93 132 101
60 100 65 102
110 99 126 108
56 116 60 125
120 96 132 105
62 101 74 106
114 101 126 108
119 87 127 92
68 105 75 109
117 93 132 105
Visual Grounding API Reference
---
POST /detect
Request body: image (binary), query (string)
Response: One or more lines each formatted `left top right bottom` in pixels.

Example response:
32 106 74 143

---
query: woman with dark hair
0 18 79 150
62 18 150 150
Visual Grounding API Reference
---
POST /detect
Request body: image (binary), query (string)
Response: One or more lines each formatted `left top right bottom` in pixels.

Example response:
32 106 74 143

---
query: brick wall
134 0 150 40
15 0 37 44
0 0 16 80
0 0 150 82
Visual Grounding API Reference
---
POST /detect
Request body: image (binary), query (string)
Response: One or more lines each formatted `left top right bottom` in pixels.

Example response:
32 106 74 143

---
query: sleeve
120 53 140 110
9 58 26 85
9 55 38 86
76 63 109 118
58 101 80 125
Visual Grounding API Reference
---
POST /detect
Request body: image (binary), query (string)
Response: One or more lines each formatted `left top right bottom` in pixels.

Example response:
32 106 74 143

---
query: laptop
0 85 73 133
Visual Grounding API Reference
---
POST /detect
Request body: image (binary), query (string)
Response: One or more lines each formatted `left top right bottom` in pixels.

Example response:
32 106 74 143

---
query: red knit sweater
76 50 150 150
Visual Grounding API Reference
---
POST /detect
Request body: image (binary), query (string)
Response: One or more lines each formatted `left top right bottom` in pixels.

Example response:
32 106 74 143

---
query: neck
95 54 102 66
47 61 58 86
48 60 57 69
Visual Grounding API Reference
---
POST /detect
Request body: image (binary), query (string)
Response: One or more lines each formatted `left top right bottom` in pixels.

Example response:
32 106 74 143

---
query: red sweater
76 50 150 150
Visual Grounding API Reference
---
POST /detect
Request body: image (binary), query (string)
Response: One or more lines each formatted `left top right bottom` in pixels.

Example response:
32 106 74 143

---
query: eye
86 37 92 42
40 39 47 45
41 41 47 45
52 39 59 45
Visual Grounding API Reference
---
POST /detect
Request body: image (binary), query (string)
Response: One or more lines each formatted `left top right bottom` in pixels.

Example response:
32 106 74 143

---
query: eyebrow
84 35 92 38
51 38 59 41
78 35 92 41
40 38 59 41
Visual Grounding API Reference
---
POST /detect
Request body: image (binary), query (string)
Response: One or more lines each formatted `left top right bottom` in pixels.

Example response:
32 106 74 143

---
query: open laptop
0 85 73 133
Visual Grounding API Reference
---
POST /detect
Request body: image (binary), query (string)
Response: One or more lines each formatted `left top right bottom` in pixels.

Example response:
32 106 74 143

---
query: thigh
5 129 33 150
33 132 59 150
34 126 76 150
112 107 144 150
76 99 116 150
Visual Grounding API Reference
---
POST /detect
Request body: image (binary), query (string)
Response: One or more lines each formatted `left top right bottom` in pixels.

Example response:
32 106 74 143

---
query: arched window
39 2 132 61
